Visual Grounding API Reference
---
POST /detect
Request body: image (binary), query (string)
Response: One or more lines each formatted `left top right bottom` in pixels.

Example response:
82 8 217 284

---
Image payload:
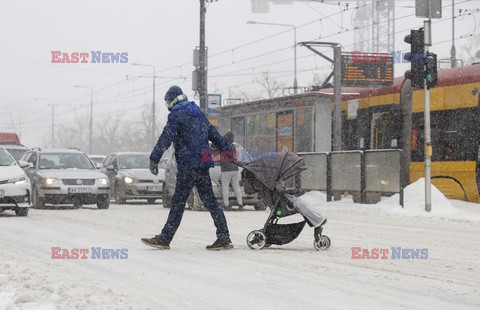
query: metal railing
298 149 403 206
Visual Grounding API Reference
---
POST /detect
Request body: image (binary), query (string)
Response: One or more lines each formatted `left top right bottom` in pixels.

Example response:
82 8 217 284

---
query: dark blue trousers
160 168 230 244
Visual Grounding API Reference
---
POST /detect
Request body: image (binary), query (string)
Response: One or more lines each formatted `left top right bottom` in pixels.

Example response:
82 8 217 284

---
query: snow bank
299 178 480 222
380 178 459 215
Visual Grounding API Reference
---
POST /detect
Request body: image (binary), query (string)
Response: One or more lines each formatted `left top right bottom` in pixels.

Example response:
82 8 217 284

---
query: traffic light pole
424 19 432 212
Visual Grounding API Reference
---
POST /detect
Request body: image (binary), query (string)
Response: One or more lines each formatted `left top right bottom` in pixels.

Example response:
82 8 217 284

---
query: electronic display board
341 52 394 87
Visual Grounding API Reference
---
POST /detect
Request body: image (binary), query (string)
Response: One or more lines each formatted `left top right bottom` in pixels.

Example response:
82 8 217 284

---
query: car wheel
15 208 29 216
32 186 46 209
254 201 267 211
147 198 156 204
97 197 110 209
162 183 172 208
115 184 126 204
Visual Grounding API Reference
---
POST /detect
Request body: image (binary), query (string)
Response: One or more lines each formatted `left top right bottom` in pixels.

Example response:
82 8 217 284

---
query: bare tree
256 71 285 99
460 36 480 65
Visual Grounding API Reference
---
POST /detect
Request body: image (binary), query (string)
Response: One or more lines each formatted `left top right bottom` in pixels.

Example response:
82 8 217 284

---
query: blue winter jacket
150 100 231 170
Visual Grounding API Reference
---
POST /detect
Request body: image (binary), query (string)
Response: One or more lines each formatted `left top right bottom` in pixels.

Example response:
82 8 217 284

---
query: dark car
101 152 167 204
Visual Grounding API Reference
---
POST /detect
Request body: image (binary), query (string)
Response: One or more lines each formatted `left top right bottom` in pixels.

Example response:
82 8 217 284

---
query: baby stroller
239 151 331 251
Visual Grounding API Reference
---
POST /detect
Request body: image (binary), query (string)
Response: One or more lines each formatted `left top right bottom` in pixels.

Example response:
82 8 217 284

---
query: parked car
20 148 110 209
2 144 28 163
0 147 31 216
101 152 167 204
88 155 107 168
0 132 28 163
163 143 266 211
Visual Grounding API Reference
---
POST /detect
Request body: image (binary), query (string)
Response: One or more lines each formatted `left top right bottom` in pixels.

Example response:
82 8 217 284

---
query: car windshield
119 154 150 169
39 153 95 170
0 149 15 166
4 148 26 162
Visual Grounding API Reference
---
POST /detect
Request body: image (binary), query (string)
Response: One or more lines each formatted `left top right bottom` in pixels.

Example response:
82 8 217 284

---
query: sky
0 0 479 148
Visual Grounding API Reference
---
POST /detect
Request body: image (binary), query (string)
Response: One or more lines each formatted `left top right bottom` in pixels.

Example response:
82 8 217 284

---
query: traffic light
404 28 425 88
425 52 438 89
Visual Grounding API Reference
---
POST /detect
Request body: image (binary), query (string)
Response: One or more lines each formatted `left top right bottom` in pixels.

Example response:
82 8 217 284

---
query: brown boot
206 237 234 251
141 235 170 250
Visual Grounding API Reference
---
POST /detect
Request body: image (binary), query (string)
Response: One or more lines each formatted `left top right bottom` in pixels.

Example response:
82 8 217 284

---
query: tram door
276 111 294 152
370 112 402 150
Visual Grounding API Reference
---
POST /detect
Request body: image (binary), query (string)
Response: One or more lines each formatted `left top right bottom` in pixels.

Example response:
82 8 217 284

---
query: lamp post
74 85 94 154
34 98 55 148
4 108 21 139
0 113 15 132
131 63 156 146
247 20 298 94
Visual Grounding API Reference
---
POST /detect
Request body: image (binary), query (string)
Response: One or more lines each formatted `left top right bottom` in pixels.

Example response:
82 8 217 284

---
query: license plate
0 189 4 198
68 187 92 194
147 186 162 192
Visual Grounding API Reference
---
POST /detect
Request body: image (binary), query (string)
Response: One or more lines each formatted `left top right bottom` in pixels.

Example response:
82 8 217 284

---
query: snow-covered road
1 186 480 309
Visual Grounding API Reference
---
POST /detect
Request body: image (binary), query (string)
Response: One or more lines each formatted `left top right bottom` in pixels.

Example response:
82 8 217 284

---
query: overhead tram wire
20 0 477 129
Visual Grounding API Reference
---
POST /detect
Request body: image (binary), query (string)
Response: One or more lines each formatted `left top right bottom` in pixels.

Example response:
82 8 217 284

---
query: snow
1 181 480 309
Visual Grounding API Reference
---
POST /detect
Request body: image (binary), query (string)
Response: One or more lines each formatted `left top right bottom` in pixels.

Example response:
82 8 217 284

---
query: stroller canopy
242 151 307 191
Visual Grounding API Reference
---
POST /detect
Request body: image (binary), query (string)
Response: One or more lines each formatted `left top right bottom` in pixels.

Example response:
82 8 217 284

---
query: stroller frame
246 188 330 251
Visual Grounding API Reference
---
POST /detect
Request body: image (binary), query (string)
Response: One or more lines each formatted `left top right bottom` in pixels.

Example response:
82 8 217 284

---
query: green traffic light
427 73 432 81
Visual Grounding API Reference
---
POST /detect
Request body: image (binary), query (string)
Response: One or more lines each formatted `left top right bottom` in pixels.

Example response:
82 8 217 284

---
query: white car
0 147 31 216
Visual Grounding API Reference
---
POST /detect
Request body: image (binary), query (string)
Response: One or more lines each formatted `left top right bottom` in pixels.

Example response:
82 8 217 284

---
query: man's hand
149 160 159 175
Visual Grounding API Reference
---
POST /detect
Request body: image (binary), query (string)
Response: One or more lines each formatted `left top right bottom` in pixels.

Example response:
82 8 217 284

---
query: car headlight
44 177 59 185
98 178 108 185
124 176 134 184
8 175 29 184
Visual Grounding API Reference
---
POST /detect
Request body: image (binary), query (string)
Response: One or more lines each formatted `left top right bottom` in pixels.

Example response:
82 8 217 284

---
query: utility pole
333 45 342 151
131 63 156 145
74 85 94 154
34 98 55 148
424 17 433 212
298 41 342 150
247 21 298 94
199 0 207 112
450 0 457 68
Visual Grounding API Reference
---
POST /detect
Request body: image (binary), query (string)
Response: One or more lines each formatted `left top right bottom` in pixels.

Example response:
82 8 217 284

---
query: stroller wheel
313 235 331 251
246 230 267 250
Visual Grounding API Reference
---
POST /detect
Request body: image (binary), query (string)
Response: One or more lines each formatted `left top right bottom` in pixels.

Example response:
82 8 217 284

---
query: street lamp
0 112 15 132
34 98 55 148
74 85 94 154
5 108 22 139
247 20 298 94
131 63 156 146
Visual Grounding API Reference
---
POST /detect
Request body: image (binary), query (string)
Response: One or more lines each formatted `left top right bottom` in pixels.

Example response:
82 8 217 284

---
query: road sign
341 52 394 88
416 0 442 19
207 94 221 114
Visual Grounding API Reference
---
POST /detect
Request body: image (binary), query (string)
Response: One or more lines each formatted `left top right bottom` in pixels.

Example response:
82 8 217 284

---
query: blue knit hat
164 86 183 102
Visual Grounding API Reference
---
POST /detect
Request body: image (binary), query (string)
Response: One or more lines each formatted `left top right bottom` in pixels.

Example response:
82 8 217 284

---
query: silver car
163 143 266 211
101 152 166 204
20 148 110 209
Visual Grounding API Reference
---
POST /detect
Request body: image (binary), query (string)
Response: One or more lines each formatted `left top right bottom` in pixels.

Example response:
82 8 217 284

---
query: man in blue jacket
142 85 234 251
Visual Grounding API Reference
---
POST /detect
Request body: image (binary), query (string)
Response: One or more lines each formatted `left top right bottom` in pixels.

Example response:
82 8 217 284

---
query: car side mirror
95 163 103 169
106 165 115 171
18 160 30 168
